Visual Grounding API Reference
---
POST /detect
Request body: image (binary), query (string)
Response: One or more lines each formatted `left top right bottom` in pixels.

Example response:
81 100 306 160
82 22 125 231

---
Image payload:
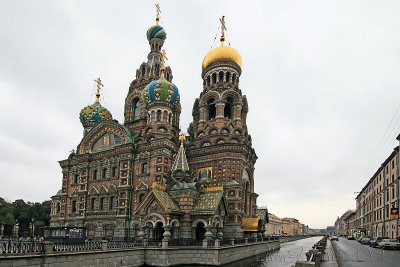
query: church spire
171 134 189 171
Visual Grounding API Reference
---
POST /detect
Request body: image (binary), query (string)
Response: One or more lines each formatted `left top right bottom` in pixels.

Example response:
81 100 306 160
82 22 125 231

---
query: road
331 236 400 267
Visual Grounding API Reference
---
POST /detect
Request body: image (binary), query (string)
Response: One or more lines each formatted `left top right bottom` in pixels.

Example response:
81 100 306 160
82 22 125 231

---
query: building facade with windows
50 13 260 241
355 134 399 239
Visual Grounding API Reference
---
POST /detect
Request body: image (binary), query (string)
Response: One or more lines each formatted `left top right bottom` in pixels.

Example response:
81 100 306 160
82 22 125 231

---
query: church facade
50 12 260 242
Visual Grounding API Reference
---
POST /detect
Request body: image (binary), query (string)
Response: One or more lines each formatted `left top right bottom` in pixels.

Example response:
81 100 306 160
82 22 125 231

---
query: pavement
321 238 339 267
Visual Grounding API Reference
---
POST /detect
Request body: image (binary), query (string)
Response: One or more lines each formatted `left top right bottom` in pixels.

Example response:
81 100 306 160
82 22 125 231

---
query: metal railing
53 241 101 252
168 239 202 247
108 240 143 249
1 240 45 254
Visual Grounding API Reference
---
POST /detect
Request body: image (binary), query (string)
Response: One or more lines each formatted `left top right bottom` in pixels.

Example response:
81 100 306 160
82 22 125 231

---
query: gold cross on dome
94 77 104 103
155 3 161 25
219 16 227 41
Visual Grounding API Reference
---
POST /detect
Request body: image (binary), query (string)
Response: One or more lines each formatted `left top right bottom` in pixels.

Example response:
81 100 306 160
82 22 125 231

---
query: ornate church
50 9 260 242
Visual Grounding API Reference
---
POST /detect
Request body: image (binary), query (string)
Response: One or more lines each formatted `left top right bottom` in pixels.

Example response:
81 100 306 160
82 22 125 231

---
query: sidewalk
321 239 339 267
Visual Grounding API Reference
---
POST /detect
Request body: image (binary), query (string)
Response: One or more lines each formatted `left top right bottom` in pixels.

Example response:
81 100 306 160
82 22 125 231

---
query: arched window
152 44 154 50
226 72 231 82
155 64 160 76
133 99 140 120
219 71 224 83
56 202 61 213
232 73 236 84
168 113 172 124
224 97 234 119
212 73 217 84
207 76 210 86
74 174 79 184
157 110 162 122
102 168 107 179
208 98 216 120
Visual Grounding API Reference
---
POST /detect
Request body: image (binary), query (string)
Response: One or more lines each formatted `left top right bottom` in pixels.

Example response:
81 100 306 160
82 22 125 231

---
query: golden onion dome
202 43 242 70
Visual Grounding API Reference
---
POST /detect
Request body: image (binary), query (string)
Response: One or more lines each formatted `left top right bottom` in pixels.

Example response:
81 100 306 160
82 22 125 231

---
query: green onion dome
142 77 180 105
147 25 167 41
79 101 112 127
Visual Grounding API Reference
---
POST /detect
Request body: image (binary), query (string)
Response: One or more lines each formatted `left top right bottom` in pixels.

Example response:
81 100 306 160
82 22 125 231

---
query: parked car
378 239 400 250
331 236 339 241
360 237 371 244
347 235 355 240
370 237 389 248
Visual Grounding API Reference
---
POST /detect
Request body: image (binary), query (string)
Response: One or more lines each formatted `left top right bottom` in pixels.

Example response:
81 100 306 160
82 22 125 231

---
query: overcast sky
1 0 400 229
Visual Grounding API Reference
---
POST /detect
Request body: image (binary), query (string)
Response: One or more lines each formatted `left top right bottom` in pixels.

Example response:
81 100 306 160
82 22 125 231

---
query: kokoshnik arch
50 9 260 241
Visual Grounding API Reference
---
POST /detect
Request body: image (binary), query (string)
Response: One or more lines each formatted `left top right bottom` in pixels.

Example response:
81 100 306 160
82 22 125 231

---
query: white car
378 239 400 250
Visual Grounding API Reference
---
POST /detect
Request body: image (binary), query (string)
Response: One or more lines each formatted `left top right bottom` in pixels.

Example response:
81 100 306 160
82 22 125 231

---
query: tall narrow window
168 113 172 124
219 71 224 83
226 72 231 82
133 99 140 120
208 98 216 120
109 197 115 210
207 76 210 86
74 175 79 184
72 200 77 213
91 198 97 211
100 198 106 210
232 74 236 84
212 73 217 84
224 97 234 119
142 163 148 174
102 168 107 179
157 110 161 122
93 170 98 180
112 167 118 177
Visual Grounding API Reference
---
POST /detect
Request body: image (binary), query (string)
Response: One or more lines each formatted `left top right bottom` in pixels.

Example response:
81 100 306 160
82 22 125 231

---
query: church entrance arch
195 222 206 241
154 221 164 241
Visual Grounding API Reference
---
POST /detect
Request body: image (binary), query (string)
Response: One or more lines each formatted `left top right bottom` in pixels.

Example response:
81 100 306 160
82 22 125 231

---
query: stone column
215 101 225 119
138 227 146 240
44 241 54 254
162 226 171 249
203 226 213 248
233 104 242 121
101 240 108 251
199 105 207 123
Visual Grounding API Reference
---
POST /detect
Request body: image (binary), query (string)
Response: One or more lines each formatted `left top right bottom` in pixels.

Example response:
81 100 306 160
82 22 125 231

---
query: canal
174 236 321 267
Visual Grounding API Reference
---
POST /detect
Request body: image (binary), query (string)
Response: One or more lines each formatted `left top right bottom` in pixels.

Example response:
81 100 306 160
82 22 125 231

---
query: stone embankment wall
0 241 280 267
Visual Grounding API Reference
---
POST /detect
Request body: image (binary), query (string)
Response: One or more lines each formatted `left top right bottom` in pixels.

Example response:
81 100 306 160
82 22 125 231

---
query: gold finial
160 49 168 78
94 77 104 103
179 134 186 147
155 3 161 25
219 16 227 46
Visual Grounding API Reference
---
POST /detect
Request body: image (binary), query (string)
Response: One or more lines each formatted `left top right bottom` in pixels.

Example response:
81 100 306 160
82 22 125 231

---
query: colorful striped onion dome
146 25 167 41
79 101 112 127
142 77 180 105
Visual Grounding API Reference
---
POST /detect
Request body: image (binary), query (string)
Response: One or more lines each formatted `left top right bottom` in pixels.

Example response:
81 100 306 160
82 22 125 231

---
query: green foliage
0 197 51 236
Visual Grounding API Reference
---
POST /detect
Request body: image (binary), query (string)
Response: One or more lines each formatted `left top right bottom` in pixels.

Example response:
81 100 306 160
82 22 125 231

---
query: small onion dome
146 25 167 41
202 44 242 70
142 77 179 105
79 101 112 127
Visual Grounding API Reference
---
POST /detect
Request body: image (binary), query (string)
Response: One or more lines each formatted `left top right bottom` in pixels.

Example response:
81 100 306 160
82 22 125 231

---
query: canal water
174 236 321 267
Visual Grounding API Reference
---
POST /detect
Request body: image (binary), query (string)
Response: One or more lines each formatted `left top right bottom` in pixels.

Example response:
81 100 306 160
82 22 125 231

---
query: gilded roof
202 44 242 70
242 217 262 232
